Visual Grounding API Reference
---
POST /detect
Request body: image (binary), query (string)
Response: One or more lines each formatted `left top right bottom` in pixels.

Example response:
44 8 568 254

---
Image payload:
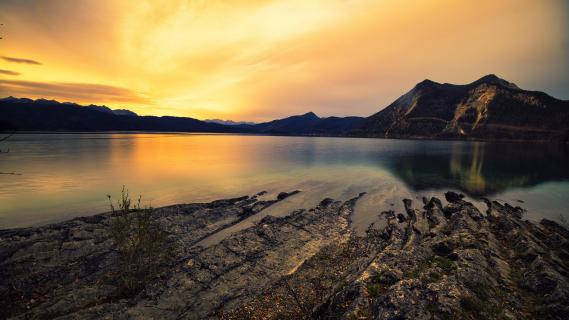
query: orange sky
0 0 568 121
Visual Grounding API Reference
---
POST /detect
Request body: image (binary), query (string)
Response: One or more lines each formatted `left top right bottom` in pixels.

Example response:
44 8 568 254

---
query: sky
0 0 568 121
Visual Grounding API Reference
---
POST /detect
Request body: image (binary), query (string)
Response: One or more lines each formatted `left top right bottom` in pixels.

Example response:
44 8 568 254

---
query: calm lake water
1 133 568 230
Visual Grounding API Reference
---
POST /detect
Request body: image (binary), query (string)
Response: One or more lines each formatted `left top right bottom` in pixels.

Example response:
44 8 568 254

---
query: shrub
107 186 169 296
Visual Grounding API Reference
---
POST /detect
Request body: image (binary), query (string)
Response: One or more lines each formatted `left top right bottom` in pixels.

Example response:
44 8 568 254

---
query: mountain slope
351 75 569 141
0 97 243 133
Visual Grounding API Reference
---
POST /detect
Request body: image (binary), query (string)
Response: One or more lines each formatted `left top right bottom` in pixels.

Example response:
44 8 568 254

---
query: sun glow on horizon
0 0 568 121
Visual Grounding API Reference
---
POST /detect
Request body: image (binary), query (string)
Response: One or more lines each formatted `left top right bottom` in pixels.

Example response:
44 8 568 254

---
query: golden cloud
0 69 21 76
0 80 148 104
1 56 41 65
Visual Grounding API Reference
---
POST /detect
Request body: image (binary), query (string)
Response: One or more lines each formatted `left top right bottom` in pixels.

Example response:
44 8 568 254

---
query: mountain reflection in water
387 142 569 197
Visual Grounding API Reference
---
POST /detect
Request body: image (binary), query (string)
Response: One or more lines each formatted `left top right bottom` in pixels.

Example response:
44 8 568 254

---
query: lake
1 133 568 231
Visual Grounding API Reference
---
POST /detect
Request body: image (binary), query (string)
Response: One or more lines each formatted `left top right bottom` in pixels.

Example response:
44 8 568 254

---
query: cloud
0 79 148 104
1 56 41 65
0 69 20 76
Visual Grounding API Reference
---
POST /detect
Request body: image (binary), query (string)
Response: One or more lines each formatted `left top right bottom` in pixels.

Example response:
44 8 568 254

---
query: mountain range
1 75 568 141
0 98 362 135
0 97 239 133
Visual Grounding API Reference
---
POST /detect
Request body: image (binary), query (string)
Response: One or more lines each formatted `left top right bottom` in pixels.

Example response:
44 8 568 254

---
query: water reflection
1 134 568 228
387 142 569 197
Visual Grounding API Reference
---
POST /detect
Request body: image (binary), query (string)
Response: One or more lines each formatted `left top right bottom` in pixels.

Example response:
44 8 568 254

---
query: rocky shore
1 191 568 319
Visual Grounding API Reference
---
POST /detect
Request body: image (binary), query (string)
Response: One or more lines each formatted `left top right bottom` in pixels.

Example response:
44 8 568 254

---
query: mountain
351 75 569 142
0 97 244 133
204 119 257 126
253 112 364 135
85 104 138 117
253 112 320 134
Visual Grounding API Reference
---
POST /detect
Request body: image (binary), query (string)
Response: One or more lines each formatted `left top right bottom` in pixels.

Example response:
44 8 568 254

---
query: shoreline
2 130 568 144
1 190 568 319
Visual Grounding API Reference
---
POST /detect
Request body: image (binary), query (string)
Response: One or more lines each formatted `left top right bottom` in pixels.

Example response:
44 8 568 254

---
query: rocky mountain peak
471 74 519 90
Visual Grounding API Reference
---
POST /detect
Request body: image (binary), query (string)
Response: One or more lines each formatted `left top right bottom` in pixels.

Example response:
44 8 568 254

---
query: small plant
406 256 455 280
433 256 455 273
427 271 443 283
107 186 169 296
366 282 386 298
365 271 392 298
460 281 508 319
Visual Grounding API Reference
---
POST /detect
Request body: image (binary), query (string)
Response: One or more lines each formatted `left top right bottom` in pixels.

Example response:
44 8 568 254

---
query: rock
541 219 569 238
431 241 454 256
277 190 300 200
403 199 415 219
424 197 443 211
447 252 459 261
379 269 402 285
444 191 464 203
2 191 568 320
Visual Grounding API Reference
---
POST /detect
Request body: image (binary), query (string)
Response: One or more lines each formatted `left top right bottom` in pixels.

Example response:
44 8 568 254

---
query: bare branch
0 131 14 154
283 278 311 318
0 132 13 143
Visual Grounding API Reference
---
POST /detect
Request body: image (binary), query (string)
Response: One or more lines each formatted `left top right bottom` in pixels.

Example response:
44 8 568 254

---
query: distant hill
203 119 257 126
350 75 569 142
253 112 364 135
0 97 243 133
